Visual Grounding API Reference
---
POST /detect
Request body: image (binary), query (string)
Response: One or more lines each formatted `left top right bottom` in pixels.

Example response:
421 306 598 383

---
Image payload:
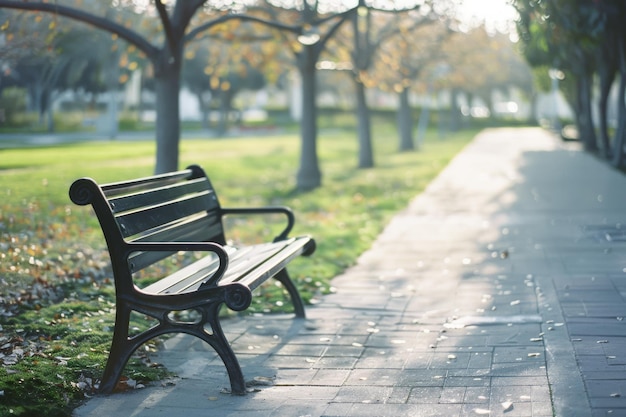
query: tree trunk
416 106 430 149
611 39 626 168
578 72 598 152
528 91 538 125
46 95 54 133
105 50 120 139
598 66 616 158
44 88 57 132
448 88 462 132
217 91 229 136
26 86 37 113
354 79 373 168
571 45 598 153
151 0 206 174
195 92 210 130
397 87 414 151
154 66 181 174
610 72 626 167
598 44 617 158
296 46 321 190
484 93 494 119
35 85 46 125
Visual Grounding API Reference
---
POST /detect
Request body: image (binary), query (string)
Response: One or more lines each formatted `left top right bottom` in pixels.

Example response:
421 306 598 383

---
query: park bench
68 164 315 395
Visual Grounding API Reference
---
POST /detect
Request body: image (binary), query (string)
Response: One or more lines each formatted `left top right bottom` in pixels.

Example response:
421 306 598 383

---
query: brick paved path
75 128 626 417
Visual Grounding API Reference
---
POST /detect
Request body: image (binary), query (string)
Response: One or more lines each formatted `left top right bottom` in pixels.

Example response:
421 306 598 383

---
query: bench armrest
126 241 229 287
221 206 295 242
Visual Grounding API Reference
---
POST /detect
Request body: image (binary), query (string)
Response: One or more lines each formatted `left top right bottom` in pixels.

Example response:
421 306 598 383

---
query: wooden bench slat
226 237 313 291
131 212 223 244
141 239 307 295
101 169 197 198
141 252 221 294
141 245 242 294
127 214 224 272
108 178 214 213
116 191 217 238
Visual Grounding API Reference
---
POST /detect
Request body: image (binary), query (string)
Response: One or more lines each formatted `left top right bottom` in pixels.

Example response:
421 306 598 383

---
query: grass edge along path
0 126 479 416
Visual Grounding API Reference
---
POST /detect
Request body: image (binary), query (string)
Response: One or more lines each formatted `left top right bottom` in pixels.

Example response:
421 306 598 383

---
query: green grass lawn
0 125 478 416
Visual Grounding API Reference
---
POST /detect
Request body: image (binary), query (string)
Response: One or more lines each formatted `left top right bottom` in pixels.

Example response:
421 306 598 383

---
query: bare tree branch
317 8 355 50
373 12 439 49
0 0 159 61
155 0 176 55
185 13 300 43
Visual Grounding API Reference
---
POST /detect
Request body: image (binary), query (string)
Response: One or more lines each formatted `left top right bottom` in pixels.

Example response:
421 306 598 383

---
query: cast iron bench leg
100 301 247 395
274 268 306 319
99 303 134 394
197 303 246 395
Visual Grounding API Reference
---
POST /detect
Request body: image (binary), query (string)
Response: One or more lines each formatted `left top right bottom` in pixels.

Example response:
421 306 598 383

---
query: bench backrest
69 165 225 290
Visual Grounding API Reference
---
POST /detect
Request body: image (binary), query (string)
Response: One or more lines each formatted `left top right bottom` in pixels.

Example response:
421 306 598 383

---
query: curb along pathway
75 128 626 417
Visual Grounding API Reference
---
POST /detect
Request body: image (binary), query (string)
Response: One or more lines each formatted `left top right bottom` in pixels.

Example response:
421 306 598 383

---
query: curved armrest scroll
221 206 295 242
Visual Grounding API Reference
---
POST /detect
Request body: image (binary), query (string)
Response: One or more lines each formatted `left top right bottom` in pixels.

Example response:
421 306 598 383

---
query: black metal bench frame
69 164 315 395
